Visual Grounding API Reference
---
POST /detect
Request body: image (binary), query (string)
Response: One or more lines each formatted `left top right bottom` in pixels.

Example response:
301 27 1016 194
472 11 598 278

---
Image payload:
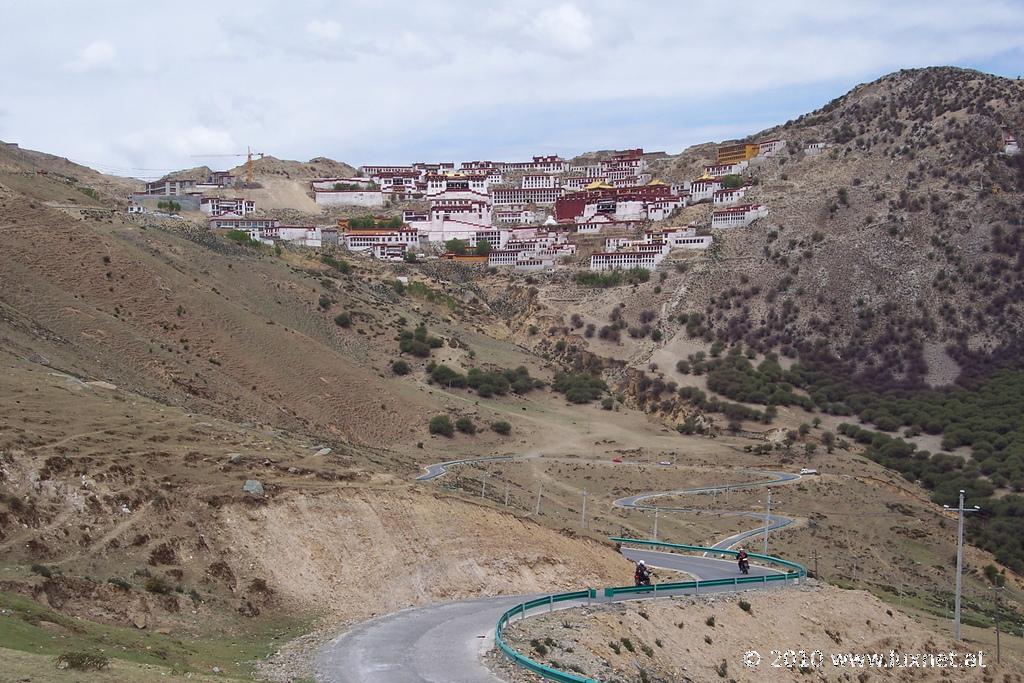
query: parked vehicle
799 468 819 475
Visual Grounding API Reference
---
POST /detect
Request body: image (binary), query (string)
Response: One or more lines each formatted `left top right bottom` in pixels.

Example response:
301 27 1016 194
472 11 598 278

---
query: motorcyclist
737 548 749 574
634 560 651 586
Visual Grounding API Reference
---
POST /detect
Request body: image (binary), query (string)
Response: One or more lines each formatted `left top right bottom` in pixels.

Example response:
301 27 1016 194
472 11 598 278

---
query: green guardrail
495 540 807 683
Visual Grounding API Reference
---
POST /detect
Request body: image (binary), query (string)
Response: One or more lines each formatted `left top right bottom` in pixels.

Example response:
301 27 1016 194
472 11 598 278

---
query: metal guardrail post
549 595 554 612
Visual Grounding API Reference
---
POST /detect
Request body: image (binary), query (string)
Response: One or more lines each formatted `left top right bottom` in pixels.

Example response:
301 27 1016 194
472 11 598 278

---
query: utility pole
812 549 819 579
480 469 488 499
944 490 980 642
762 489 772 555
504 481 510 507
990 586 1007 664
535 484 543 516
580 489 588 529
653 507 659 541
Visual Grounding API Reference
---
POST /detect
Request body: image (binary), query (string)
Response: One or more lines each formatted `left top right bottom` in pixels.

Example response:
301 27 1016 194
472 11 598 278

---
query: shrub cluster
552 372 607 403
399 324 443 357
574 268 650 288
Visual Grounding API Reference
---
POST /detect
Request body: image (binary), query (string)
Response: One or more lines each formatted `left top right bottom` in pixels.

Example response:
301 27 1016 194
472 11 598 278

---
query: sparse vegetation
56 650 110 671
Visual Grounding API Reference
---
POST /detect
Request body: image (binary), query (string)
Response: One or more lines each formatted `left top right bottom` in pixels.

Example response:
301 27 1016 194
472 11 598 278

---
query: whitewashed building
491 187 565 206
757 139 787 157
200 197 255 216
314 189 384 208
689 177 724 203
711 204 768 229
209 216 281 230
344 228 421 252
704 160 748 176
589 251 660 271
521 174 559 189
1004 131 1020 156
712 186 748 206
495 208 536 225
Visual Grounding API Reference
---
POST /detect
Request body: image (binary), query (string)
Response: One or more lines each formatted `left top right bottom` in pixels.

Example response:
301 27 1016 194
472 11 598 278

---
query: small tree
821 431 835 453
474 241 492 256
445 239 468 255
391 360 410 375
491 420 512 435
428 415 454 437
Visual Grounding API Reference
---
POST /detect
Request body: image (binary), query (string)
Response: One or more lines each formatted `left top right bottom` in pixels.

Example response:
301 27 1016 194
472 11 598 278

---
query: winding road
316 461 801 683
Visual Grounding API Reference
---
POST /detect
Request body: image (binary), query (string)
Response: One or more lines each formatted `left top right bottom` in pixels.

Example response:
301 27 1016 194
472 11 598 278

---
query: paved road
316 461 799 682
613 470 800 549
416 456 514 481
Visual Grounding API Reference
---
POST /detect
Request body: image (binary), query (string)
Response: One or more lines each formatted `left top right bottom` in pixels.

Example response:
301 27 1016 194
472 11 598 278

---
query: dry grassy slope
0 183 541 447
497 585 1022 682
0 141 141 203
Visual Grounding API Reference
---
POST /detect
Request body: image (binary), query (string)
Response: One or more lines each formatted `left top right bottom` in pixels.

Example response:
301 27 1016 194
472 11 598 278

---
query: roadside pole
535 484 543 516
944 490 980 642
762 488 772 555
580 489 587 529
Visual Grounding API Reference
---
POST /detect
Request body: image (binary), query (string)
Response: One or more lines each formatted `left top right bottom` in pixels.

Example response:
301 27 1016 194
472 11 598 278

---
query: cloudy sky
2 0 1022 177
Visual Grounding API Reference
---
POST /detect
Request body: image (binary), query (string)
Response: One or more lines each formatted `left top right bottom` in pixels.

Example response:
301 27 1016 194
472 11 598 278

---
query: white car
659 461 673 466
799 468 819 475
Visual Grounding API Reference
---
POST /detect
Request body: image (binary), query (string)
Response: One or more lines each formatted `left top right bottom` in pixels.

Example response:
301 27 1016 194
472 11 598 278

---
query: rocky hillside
630 67 1023 387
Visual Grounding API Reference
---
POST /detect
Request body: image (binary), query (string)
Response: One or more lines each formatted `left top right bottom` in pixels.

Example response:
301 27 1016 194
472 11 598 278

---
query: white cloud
2 0 1021 170
170 126 238 156
530 4 594 54
65 40 116 72
305 19 341 40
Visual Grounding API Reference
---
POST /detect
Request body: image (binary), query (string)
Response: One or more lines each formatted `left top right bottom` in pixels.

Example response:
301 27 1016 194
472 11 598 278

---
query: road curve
416 456 514 481
613 470 800 549
316 460 799 683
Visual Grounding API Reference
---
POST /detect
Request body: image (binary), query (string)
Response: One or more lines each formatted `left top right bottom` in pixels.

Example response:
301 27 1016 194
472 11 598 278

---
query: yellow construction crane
190 146 265 184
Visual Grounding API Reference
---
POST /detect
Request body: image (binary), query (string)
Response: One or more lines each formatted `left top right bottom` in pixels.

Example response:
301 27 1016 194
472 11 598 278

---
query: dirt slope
497 584 1021 682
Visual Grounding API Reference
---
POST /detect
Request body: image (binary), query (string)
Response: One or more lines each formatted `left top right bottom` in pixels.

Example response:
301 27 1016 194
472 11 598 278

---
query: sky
1 0 1022 178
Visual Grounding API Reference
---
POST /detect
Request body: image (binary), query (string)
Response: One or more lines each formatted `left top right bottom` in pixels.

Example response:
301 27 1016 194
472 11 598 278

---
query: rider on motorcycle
737 548 750 573
634 560 652 586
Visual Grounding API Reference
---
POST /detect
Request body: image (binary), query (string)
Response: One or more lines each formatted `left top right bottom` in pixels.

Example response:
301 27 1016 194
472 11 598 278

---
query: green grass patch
0 591 308 679
406 282 459 311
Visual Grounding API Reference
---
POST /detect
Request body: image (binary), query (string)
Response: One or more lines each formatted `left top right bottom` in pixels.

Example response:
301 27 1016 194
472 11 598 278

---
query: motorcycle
738 557 750 575
634 568 652 587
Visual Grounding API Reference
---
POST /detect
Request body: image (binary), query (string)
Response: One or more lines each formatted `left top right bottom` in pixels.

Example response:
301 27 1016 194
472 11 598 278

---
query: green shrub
455 417 476 434
30 563 53 578
56 651 109 671
391 360 411 376
444 239 468 255
107 577 131 591
334 312 352 328
490 420 511 435
321 254 351 274
429 364 467 388
738 599 752 613
225 229 257 246
574 268 650 288
552 372 607 403
428 415 454 437
144 576 172 594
